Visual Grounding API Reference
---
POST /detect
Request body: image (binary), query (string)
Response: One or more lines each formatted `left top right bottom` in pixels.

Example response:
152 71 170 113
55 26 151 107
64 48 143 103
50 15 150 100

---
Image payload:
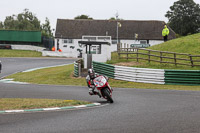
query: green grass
0 49 42 57
0 98 90 110
150 33 200 55
6 64 87 86
5 64 200 91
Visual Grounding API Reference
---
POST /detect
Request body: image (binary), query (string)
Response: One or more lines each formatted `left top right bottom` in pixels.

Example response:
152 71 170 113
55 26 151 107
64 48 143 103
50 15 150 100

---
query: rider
86 68 109 96
86 68 99 95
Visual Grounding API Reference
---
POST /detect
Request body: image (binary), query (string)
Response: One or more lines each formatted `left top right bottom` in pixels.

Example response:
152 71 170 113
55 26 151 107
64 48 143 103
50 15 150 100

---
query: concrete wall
42 51 77 58
11 45 45 52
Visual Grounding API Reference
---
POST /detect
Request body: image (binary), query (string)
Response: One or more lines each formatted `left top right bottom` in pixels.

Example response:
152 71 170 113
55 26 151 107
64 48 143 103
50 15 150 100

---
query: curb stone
0 103 101 114
0 78 29 84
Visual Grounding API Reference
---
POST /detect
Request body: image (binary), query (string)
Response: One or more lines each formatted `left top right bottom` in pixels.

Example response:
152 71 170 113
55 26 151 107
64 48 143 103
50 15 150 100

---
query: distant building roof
55 19 176 40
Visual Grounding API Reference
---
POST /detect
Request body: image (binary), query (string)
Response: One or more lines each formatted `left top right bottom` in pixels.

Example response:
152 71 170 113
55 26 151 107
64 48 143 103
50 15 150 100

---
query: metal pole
117 22 119 44
116 12 119 44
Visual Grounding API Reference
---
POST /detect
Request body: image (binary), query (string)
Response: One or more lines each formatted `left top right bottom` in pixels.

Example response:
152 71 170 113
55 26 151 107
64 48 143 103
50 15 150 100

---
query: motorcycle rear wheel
102 88 114 103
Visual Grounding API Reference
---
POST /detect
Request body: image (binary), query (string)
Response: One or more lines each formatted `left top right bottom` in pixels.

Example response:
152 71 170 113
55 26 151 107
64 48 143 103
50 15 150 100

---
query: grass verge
0 98 91 110
0 49 42 57
107 52 200 70
6 64 86 86
5 64 200 91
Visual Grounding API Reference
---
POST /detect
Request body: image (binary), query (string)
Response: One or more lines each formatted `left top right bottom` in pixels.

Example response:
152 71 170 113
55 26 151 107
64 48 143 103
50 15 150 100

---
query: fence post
160 52 162 64
189 55 194 67
148 51 151 63
136 48 139 62
126 48 128 60
117 43 120 52
174 53 177 66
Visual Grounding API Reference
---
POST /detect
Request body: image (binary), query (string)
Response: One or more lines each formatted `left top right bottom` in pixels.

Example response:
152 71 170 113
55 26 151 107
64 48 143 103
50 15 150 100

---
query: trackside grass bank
0 98 91 110
0 49 43 57
107 33 200 70
5 64 200 91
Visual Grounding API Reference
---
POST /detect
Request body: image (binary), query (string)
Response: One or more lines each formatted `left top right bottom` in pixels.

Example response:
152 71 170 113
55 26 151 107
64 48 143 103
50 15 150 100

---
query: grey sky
1 0 200 29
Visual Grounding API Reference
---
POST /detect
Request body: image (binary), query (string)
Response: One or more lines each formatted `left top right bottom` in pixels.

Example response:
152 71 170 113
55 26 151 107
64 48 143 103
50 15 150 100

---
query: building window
140 40 147 44
91 45 101 54
83 36 96 41
63 39 73 44
112 40 117 44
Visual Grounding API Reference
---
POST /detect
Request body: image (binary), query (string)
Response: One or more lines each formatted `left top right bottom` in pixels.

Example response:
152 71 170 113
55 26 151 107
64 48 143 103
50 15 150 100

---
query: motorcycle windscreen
93 76 107 87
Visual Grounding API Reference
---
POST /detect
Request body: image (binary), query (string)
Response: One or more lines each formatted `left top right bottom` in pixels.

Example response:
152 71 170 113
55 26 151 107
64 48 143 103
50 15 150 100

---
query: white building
48 19 176 62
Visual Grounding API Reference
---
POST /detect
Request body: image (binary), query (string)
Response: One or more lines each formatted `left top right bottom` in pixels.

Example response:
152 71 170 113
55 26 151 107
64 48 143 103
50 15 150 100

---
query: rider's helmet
88 69 95 79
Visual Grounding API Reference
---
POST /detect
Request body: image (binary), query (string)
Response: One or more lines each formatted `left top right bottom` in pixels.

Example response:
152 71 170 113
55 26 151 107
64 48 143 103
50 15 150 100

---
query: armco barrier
92 61 200 85
74 61 79 77
115 66 165 84
165 70 200 85
92 61 115 78
92 61 165 84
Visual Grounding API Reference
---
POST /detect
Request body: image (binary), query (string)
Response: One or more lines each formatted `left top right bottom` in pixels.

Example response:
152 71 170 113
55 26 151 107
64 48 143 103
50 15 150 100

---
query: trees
0 21 3 29
74 15 93 19
165 0 200 36
1 9 53 37
41 18 53 37
109 17 123 20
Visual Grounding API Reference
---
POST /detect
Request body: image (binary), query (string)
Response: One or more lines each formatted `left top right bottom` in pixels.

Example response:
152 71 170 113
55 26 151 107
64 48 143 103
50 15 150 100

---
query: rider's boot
89 88 94 95
89 88 101 98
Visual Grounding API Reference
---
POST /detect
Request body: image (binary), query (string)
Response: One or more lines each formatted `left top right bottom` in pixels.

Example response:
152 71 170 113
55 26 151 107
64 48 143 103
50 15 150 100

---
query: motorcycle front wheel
102 88 114 103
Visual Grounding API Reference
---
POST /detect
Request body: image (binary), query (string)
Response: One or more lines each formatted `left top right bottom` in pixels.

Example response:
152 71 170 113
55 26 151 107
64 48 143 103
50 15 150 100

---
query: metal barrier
165 70 200 85
92 61 200 85
74 60 81 77
115 65 165 84
92 61 115 78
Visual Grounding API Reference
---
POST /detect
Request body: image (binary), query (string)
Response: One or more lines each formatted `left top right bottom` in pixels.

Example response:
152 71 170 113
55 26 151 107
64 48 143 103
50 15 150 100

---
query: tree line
165 0 200 36
0 9 53 38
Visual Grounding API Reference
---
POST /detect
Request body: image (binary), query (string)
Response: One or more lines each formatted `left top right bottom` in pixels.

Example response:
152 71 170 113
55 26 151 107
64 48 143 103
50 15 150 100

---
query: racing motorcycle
88 75 113 103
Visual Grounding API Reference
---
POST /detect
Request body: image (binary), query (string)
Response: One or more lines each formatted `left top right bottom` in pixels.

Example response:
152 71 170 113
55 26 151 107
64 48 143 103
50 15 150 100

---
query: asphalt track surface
1 58 200 133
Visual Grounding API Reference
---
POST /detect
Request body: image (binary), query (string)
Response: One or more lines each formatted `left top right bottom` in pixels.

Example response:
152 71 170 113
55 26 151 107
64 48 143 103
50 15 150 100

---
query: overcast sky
1 0 200 30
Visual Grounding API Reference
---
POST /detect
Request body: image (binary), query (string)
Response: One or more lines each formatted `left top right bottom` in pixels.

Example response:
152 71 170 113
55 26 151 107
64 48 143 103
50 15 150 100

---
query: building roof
55 19 176 40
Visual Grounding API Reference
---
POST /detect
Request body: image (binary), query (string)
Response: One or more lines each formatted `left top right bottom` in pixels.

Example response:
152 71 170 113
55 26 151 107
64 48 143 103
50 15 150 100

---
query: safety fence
92 61 200 85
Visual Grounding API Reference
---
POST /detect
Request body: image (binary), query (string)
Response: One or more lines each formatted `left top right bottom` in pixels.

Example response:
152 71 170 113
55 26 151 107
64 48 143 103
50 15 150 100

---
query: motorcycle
88 75 113 103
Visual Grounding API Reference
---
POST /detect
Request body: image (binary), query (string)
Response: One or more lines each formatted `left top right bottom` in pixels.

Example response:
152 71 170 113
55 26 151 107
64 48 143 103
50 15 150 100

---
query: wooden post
160 52 162 64
148 51 150 63
174 53 177 66
126 48 128 60
136 48 139 62
117 43 120 52
118 43 121 59
189 55 194 67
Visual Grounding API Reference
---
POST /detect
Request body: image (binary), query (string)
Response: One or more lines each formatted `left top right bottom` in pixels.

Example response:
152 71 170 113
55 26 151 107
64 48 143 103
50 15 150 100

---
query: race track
1 58 200 133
